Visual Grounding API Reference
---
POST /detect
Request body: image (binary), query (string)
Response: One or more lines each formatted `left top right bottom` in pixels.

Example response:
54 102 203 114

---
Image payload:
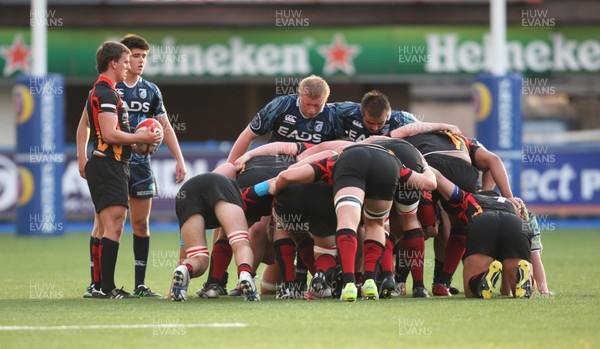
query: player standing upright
79 35 186 298
117 34 187 297
83 41 162 299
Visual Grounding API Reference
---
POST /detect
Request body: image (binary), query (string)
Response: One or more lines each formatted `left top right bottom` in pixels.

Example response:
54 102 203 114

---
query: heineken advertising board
1 26 599 81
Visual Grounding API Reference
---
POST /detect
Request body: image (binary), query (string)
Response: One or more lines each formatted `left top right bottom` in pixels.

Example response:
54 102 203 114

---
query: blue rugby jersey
248 94 345 144
330 101 417 141
116 77 166 164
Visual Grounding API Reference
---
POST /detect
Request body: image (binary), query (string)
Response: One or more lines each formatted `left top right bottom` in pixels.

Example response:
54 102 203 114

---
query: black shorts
334 145 400 200
274 182 336 237
372 138 423 172
425 154 479 193
175 173 243 230
375 138 425 212
464 211 532 262
129 161 156 199
237 155 293 223
85 156 130 213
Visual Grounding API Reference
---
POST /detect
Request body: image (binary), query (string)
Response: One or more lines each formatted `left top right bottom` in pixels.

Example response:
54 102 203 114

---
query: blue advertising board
521 145 600 215
473 73 523 197
13 75 65 235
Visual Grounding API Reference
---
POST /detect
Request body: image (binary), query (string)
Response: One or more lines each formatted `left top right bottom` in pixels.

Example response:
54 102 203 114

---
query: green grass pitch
0 229 599 349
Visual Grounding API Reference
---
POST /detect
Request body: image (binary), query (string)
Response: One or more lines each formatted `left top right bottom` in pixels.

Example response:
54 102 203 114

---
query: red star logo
318 34 361 75
0 33 31 77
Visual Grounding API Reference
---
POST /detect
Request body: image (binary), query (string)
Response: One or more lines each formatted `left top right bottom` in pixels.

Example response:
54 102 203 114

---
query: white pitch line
0 323 247 331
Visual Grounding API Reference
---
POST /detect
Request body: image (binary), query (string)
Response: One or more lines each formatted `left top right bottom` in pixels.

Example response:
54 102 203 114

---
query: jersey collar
296 94 325 120
122 76 141 89
97 75 115 88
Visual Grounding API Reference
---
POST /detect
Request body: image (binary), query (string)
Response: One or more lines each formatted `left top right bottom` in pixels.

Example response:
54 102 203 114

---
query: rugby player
431 169 532 299
79 34 186 298
170 172 269 302
259 143 436 301
81 41 162 299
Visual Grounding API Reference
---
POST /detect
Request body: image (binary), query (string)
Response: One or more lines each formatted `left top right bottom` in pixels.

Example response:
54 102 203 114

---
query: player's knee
111 224 124 239
131 219 150 236
185 246 209 277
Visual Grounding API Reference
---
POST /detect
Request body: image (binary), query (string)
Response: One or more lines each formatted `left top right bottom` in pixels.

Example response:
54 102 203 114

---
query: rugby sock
363 240 384 281
133 235 149 288
378 235 395 283
395 242 410 283
274 238 297 282
184 263 194 273
92 238 102 287
441 227 467 284
381 235 395 274
100 238 119 294
294 249 308 287
335 229 357 284
206 240 232 285
403 228 425 288
433 259 444 285
417 191 436 229
355 272 364 286
237 263 253 277
89 236 94 285
297 238 316 275
468 271 486 296
314 254 337 276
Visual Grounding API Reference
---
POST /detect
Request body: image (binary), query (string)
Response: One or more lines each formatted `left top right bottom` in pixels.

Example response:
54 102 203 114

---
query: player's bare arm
389 122 461 139
157 113 187 184
76 107 90 179
227 126 258 163
233 141 299 171
272 164 317 194
473 148 518 208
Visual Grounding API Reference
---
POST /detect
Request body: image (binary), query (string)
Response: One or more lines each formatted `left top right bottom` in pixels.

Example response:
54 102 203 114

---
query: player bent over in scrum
260 144 425 302
431 168 533 299
272 182 338 300
369 137 434 298
170 173 259 302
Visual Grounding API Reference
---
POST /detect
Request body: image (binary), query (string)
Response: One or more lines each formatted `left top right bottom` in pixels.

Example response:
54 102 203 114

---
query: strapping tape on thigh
334 195 362 213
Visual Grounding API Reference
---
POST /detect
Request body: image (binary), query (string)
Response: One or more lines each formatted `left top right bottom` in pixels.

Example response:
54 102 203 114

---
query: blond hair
298 75 330 100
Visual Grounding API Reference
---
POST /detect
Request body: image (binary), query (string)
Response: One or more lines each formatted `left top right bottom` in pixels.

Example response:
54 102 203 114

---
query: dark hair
360 90 391 120
95 41 130 74
120 34 150 51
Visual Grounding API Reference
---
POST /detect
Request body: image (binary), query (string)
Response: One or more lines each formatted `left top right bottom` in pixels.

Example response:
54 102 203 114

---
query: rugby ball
134 118 163 155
